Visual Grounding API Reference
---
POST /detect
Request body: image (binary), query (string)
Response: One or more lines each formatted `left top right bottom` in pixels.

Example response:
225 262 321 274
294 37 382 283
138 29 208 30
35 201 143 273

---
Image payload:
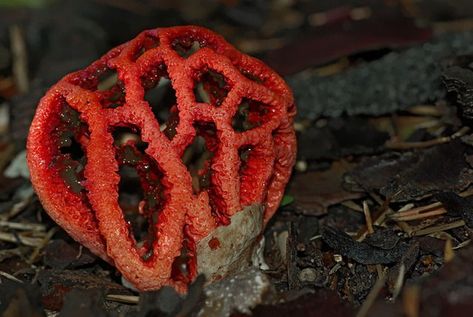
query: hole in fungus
67 49 122 90
172 37 202 58
171 232 196 284
142 64 179 140
232 98 271 132
132 32 160 61
113 126 165 260
53 102 89 194
193 69 230 106
96 68 126 109
238 145 252 173
182 122 217 194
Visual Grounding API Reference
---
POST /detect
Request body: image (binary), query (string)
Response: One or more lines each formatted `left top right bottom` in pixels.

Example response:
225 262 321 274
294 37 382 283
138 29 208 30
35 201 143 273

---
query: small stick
1 191 34 221
389 202 443 219
386 126 470 150
391 264 406 302
9 25 29 94
363 201 374 236
0 270 23 283
412 220 465 236
28 227 58 264
341 200 363 212
453 239 471 250
444 238 455 263
391 208 446 222
0 220 46 232
0 232 44 247
390 188 473 221
406 105 443 117
361 201 384 278
106 294 139 304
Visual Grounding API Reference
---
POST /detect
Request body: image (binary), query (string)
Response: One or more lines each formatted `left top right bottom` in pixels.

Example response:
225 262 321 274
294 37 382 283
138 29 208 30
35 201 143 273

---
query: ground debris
346 140 473 202
38 269 130 311
297 117 389 161
0 279 45 317
443 54 473 121
364 228 402 250
290 31 473 119
43 239 97 270
248 289 354 317
59 289 110 317
321 226 409 265
199 268 273 317
435 191 473 227
289 161 363 215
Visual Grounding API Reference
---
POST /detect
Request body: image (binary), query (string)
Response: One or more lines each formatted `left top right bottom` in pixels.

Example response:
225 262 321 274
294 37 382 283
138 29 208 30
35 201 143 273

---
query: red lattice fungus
27 26 296 291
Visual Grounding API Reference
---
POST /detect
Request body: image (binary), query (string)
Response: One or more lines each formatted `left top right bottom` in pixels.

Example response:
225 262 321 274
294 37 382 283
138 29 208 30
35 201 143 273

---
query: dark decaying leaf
59 289 109 317
371 243 473 316
247 289 354 317
265 11 432 76
43 239 97 270
321 205 365 233
443 54 473 121
289 161 363 215
386 242 420 292
132 275 205 317
435 192 473 228
290 32 473 119
321 226 409 264
38 269 130 311
364 228 402 250
0 279 45 317
418 243 473 316
346 141 473 202
297 117 389 161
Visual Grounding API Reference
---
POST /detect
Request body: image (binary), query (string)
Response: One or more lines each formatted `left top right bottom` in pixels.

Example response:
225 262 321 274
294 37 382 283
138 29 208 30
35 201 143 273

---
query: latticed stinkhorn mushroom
27 26 296 292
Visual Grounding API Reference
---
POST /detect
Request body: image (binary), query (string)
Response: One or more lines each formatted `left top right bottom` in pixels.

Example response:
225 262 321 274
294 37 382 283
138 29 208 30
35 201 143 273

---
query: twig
361 201 384 279
444 238 455 263
9 25 29 94
412 220 465 236
356 268 388 317
341 200 363 212
391 264 406 302
453 239 471 250
389 188 473 221
390 207 446 222
362 201 374 235
1 190 34 221
0 270 23 283
28 227 58 264
0 232 44 247
0 220 46 232
386 126 470 150
106 294 139 304
405 105 443 117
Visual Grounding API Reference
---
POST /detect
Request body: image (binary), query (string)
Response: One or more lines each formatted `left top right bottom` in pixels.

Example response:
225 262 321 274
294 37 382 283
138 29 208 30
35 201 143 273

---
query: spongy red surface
27 26 296 291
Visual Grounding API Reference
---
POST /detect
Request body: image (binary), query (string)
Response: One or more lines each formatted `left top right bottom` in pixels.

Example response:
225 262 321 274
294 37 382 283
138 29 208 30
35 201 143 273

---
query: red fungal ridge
26 26 296 291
